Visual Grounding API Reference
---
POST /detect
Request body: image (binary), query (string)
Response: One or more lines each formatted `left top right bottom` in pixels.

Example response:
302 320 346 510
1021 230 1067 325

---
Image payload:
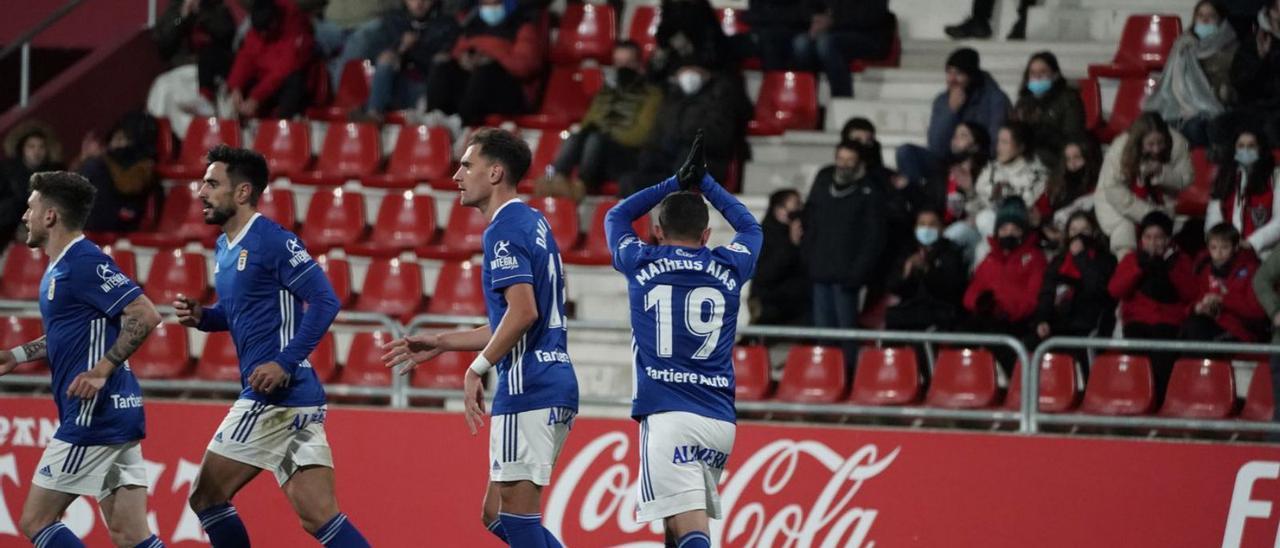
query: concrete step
1027 5 1187 42
898 39 1115 74
825 97 934 138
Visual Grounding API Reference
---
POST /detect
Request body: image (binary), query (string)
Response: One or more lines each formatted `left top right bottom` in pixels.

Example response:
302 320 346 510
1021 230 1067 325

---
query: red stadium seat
1243 362 1274 421
0 316 47 374
130 322 191 379
100 245 137 281
521 130 566 192
156 117 241 180
349 191 437 257
427 260 486 317
256 185 296 229
926 348 999 409
292 122 381 186
749 72 819 136
528 196 580 251
628 5 660 60
307 332 338 383
733 344 773 401
307 59 375 121
195 331 241 381
849 16 901 71
1094 76 1158 144
850 346 921 406
363 124 453 189
776 345 847 403
1081 353 1155 415
509 67 605 130
1159 358 1235 419
418 204 487 260
131 181 221 247
316 254 352 306
1005 353 1080 412
1089 14 1183 79
156 117 175 163
715 7 750 36
565 198 650 265
354 257 423 321
1178 147 1217 216
342 331 395 386
550 3 616 65
411 349 477 389
1078 78 1103 133
0 246 49 300
299 187 367 254
252 119 312 177
144 248 208 304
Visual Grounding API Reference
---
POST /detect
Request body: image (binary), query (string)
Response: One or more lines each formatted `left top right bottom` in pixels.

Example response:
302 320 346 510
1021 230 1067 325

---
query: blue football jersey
39 237 146 445
606 176 762 423
202 214 332 406
481 199 578 415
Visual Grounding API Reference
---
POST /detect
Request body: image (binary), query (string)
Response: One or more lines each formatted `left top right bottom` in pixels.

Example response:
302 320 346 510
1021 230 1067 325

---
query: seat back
715 7 750 36
1179 147 1217 216
0 315 47 373
412 349 478 389
156 181 221 243
101 246 137 281
343 331 394 386
368 191 437 252
733 344 772 401
175 117 241 171
313 122 380 180
926 348 999 408
1081 353 1156 415
354 257 423 321
1099 76 1158 143
1114 14 1184 71
528 196 580 251
526 130 566 185
628 5 660 60
144 248 208 304
131 322 190 379
385 124 453 182
572 198 651 262
252 119 312 176
196 331 242 381
317 254 352 306
551 3 617 64
1243 361 1275 421
438 203 488 255
427 260 486 316
300 187 367 252
1159 358 1236 418
776 345 847 403
156 117 175 162
1078 78 1102 132
534 67 605 127
1005 353 1080 412
0 246 47 300
754 71 819 132
256 185 296 228
306 332 337 383
334 59 375 111
851 346 921 406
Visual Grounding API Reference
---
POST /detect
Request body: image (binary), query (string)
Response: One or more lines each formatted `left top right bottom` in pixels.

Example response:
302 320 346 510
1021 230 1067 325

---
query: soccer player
173 146 368 547
381 128 578 547
605 135 761 548
0 172 164 548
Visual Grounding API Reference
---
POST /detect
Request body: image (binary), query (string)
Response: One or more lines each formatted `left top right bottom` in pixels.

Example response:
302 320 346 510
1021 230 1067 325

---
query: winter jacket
887 238 968 312
1011 81 1086 159
368 4 460 76
1108 250 1198 326
1232 28 1280 110
1035 241 1118 335
926 72 1011 159
581 78 663 148
963 236 1047 323
971 155 1049 220
1189 250 1269 341
1093 130 1194 251
226 0 315 103
802 168 887 287
752 215 810 325
633 74 749 185
451 7 543 80
1205 166 1280 252
154 0 235 67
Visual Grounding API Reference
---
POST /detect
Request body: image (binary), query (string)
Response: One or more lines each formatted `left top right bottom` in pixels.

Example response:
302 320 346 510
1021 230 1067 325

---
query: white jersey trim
227 213 263 248
44 235 86 275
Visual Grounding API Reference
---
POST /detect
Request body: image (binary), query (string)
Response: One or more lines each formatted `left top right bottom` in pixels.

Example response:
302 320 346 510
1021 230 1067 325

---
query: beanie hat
946 48 981 82
994 196 1030 231
1139 210 1175 237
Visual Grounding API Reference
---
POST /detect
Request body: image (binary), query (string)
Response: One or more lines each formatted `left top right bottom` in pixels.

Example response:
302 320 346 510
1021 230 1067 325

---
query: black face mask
616 67 641 87
1071 234 1094 249
999 235 1021 250
1063 168 1086 188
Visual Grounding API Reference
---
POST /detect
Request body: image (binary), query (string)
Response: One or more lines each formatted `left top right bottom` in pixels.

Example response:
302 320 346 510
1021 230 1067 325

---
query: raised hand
379 333 444 375
677 130 706 191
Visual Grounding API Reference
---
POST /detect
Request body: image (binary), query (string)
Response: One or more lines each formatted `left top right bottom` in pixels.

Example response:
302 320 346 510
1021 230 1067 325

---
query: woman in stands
1205 128 1280 256
971 122 1049 260
1093 113 1193 256
1039 138 1101 244
1010 51 1085 166
1145 0 1239 147
934 121 990 268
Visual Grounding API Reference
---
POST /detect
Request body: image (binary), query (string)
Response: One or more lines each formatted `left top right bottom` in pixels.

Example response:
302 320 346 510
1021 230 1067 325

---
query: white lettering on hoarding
1222 461 1280 548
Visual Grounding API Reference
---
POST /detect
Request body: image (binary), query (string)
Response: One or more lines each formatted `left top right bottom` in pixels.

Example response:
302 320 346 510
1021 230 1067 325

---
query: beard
24 226 44 248
203 202 235 225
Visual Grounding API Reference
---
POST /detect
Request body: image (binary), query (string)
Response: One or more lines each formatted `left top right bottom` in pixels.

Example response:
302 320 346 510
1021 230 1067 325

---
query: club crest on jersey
286 238 311 267
237 249 249 271
97 264 129 292
726 242 751 255
491 240 519 270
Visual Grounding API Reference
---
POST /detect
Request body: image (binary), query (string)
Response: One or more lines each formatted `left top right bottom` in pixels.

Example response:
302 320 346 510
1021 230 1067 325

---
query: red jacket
452 16 543 80
963 236 1047 322
1107 250 1197 326
1190 250 1269 341
226 0 315 103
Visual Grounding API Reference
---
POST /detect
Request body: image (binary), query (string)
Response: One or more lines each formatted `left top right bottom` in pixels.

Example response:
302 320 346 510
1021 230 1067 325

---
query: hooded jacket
963 235 1047 322
226 0 315 103
926 72 1011 159
1108 248 1198 326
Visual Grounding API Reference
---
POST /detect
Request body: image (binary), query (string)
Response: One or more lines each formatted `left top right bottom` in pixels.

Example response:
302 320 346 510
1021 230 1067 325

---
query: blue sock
486 519 508 543
312 513 369 547
677 531 711 548
29 522 84 547
498 513 548 548
196 503 250 547
134 534 164 547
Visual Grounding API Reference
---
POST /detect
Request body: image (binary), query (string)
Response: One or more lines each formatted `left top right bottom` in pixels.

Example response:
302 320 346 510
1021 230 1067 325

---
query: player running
381 128 578 547
0 172 165 548
605 134 761 548
173 146 368 547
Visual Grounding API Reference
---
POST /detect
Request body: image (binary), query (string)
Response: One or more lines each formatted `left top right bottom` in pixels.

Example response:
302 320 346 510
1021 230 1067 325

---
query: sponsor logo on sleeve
725 242 751 255
618 235 639 250
97 264 130 292
286 239 312 268
490 240 519 270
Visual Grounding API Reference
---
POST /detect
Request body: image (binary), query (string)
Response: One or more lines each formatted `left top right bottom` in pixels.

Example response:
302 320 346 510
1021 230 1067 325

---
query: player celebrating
0 172 165 548
605 134 761 548
381 128 578 547
173 146 368 547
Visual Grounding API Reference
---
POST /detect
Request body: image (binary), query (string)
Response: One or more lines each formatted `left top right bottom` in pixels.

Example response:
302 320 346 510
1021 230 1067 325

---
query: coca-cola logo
546 431 900 547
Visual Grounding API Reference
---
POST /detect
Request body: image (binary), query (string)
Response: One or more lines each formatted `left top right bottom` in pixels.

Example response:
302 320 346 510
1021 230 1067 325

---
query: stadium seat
130 322 191 379
1088 14 1183 79
564 198 650 265
353 257 424 322
0 246 49 300
156 117 175 163
1004 353 1080 412
550 3 616 65
418 204 487 260
316 254 352 306
291 122 381 186
362 124 453 189
1094 76 1159 143
306 332 338 383
528 196 580 251
0 316 47 374
1242 362 1274 421
298 187 367 254
733 344 773 401
307 59 375 121
715 7 750 37
1081 353 1155 415
1078 78 1103 133
1159 358 1235 419
849 16 901 71
1179 147 1216 216
130 181 220 247
144 248 208 304
342 331 395 386
195 331 240 381
850 346 921 406
521 129 566 192
749 72 819 136
349 191 437 257
776 345 847 403
252 119 312 178
256 185 296 229
628 5 660 60
426 260 486 317
100 245 137 281
926 348 999 408
156 117 241 180
411 349 478 389
508 67 605 130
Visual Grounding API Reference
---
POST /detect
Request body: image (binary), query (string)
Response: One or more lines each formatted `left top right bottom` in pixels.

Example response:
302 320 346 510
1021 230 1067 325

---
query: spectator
226 0 318 119
885 209 968 332
1251 216 1280 342
1010 51 1085 165
1040 138 1101 241
748 0 894 98
1185 223 1269 341
896 48 1010 190
1 123 64 242
1225 0 1280 145
621 58 751 195
1145 0 1239 147
962 197 1047 372
649 0 736 82
936 121 991 267
972 122 1049 243
945 0 1036 40
1035 210 1117 346
149 0 235 140
426 0 543 125
1094 113 1194 256
342 0 461 121
325 0 399 29
751 189 810 326
80 112 161 233
841 117 886 170
1206 128 1280 254
539 42 663 201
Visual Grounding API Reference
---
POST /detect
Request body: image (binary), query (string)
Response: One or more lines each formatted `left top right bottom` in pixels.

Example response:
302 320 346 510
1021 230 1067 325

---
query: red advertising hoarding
0 396 1279 547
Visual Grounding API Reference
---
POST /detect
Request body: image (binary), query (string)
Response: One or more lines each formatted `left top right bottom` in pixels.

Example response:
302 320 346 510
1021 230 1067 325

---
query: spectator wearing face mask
1040 138 1101 243
751 189 810 326
226 0 318 119
426 0 543 125
1145 0 1240 147
1 122 64 243
342 0 461 121
971 122 1049 248
885 209 968 332
1205 128 1280 255
1010 51 1085 165
1185 223 1269 341
934 121 991 267
1035 211 1117 349
1094 113 1194 256
962 196 1047 373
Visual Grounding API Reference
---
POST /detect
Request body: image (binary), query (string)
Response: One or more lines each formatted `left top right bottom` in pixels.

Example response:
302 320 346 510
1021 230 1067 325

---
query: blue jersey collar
488 198 522 225
44 234 86 274
227 212 263 248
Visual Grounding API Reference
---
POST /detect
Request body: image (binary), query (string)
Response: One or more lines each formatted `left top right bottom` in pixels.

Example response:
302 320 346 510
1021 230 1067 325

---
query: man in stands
427 0 544 125
961 197 1046 373
344 0 460 121
1185 223 1269 342
885 208 968 333
747 0 895 98
227 0 318 119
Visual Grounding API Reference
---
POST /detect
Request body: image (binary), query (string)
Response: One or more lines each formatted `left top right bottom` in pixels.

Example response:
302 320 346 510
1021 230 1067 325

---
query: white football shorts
206 399 333 485
636 411 736 523
32 438 148 501
489 406 576 486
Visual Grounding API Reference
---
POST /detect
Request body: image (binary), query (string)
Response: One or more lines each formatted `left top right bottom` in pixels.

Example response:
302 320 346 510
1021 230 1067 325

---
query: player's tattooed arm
100 296 163 372
0 336 45 375
20 336 47 361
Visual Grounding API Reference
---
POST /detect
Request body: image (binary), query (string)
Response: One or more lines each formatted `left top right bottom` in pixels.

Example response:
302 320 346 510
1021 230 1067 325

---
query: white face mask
677 71 705 95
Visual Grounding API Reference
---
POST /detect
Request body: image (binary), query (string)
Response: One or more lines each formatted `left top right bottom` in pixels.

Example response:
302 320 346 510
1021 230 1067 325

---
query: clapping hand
677 130 706 191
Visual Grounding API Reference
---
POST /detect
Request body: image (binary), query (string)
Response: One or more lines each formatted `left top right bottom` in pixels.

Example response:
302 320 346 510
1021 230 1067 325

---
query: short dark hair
469 128 532 185
206 145 269 206
1207 222 1241 246
836 139 866 161
29 171 96 230
841 117 876 138
658 191 709 241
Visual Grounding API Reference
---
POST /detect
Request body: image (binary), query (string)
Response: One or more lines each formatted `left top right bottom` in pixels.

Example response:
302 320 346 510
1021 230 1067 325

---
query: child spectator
1185 223 1269 341
885 209 969 332
1036 211 1117 345
962 197 1047 372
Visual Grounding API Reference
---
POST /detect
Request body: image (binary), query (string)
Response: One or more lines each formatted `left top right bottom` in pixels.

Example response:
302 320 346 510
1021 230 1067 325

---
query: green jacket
580 80 663 148
1252 250 1280 342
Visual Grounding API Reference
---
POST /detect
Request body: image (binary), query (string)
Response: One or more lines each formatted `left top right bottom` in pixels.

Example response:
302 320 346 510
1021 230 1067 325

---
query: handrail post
1026 341 1052 434
19 42 30 108
148 0 157 27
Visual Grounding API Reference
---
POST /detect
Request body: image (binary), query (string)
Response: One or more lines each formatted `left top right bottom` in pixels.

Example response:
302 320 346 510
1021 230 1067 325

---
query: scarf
1144 25 1237 120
